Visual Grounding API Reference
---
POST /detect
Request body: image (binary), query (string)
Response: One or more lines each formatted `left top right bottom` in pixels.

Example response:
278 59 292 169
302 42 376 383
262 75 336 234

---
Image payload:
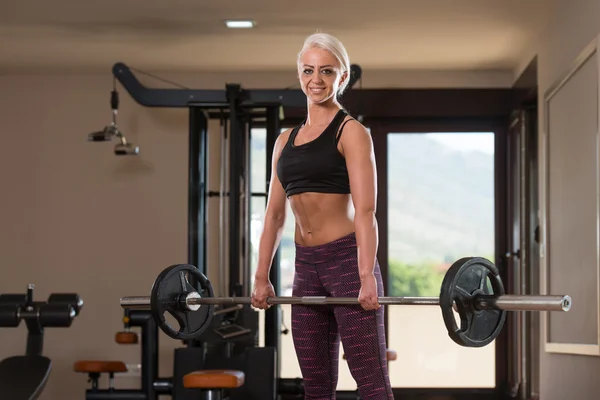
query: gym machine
0 284 83 400
93 62 362 399
74 308 171 400
73 299 263 399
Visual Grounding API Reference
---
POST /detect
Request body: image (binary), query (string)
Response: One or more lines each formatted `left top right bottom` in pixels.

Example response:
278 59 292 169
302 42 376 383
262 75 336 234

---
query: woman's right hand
251 277 276 310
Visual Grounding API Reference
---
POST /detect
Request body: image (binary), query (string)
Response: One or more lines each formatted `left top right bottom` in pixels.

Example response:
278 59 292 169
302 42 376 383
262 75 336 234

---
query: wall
0 74 192 398
515 0 600 399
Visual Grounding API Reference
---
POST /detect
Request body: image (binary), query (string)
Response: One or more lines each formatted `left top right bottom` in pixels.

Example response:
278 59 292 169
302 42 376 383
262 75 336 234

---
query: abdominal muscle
288 192 355 247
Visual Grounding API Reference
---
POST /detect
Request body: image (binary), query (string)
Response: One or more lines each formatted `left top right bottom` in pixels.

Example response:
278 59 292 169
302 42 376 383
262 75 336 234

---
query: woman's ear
339 70 348 85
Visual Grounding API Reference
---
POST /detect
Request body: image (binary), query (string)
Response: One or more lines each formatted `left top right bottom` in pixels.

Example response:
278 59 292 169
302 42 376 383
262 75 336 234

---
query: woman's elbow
265 209 286 228
354 207 377 221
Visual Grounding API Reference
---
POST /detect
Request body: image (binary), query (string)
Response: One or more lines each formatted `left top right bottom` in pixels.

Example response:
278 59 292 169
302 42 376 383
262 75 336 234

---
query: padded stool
183 369 245 400
73 361 127 390
115 331 138 345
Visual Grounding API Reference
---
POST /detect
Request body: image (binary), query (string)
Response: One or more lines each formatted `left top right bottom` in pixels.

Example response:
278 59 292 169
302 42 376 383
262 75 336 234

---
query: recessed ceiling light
225 20 255 29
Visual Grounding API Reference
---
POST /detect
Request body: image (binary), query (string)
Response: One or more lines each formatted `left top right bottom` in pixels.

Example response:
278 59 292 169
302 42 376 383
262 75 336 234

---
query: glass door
385 131 497 388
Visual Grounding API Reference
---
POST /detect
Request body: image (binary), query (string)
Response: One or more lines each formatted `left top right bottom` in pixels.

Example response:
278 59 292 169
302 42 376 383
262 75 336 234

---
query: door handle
505 249 521 259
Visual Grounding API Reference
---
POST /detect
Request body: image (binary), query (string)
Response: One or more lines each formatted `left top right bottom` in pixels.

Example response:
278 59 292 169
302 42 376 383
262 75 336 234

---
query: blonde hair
297 32 351 96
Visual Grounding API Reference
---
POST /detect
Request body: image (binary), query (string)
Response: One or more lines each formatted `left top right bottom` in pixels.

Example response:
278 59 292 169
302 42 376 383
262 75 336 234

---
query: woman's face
298 47 346 104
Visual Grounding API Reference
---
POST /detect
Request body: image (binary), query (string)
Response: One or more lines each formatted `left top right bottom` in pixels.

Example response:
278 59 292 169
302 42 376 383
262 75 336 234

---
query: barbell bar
119 257 573 348
120 293 571 312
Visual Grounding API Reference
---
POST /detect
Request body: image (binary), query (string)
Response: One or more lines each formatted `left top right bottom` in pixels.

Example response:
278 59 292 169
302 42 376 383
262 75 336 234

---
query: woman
251 32 393 399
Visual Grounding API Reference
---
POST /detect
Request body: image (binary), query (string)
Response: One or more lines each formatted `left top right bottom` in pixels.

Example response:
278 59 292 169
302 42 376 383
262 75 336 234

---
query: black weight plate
150 264 215 340
439 257 506 347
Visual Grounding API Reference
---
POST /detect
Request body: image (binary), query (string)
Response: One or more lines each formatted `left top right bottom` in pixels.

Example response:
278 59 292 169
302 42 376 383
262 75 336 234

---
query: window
250 128 496 390
386 132 496 388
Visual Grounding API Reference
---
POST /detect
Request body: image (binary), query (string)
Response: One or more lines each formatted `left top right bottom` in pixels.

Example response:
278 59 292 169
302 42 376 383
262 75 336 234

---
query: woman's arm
254 130 291 282
340 120 379 281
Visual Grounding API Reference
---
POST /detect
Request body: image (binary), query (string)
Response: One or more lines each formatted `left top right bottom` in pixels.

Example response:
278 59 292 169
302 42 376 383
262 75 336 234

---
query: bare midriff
288 192 355 247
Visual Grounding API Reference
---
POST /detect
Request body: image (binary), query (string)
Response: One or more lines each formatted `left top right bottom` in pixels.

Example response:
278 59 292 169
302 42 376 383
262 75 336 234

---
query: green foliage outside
388 255 495 297
388 259 445 297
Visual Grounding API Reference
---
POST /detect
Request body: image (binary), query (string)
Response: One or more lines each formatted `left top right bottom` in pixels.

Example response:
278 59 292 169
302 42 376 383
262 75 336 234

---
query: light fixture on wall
87 78 139 156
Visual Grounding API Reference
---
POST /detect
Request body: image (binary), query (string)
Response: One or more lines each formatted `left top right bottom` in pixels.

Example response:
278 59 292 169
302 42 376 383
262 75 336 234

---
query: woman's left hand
358 274 380 311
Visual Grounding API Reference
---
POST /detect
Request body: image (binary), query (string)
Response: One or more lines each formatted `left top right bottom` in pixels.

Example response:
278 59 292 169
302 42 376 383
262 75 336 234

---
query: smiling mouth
310 87 325 93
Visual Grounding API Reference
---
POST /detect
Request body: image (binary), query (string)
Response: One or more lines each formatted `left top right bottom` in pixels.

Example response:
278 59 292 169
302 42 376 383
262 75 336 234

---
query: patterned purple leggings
291 232 393 399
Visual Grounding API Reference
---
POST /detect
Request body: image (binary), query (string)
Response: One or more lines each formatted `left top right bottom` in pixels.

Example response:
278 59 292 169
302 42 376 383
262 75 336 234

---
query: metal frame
525 105 541 398
263 106 283 379
505 104 539 399
111 62 361 109
111 61 360 283
111 61 361 385
226 83 245 297
188 108 208 278
541 34 600 356
369 118 509 399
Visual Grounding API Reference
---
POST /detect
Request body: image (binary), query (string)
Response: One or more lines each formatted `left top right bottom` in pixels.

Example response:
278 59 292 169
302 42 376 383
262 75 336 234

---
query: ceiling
1 0 558 75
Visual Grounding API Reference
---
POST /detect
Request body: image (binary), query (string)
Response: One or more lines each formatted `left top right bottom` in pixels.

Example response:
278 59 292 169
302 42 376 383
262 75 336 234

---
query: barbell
120 257 572 348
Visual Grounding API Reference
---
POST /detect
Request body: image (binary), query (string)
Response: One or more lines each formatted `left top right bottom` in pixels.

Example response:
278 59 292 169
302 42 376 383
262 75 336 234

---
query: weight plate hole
452 300 462 328
163 310 181 332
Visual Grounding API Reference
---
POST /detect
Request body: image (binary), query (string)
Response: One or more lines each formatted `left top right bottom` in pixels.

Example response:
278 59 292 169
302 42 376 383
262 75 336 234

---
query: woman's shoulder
272 128 295 157
275 127 294 146
337 114 370 140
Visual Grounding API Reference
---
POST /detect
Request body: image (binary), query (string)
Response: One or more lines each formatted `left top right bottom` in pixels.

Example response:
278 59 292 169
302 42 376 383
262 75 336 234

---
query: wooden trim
281 88 517 121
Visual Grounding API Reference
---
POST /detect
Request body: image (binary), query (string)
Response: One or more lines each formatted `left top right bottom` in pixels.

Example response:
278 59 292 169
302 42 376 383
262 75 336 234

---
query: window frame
370 118 509 397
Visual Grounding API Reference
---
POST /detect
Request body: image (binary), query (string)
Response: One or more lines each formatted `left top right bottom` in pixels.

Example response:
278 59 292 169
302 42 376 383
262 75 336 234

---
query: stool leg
109 372 115 390
88 373 100 390
204 389 222 400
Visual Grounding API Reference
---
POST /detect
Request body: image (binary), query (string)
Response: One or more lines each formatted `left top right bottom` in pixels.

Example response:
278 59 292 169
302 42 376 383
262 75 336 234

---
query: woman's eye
303 69 313 74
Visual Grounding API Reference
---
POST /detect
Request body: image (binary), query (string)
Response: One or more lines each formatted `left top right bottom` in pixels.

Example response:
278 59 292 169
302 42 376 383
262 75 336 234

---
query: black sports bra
276 109 353 197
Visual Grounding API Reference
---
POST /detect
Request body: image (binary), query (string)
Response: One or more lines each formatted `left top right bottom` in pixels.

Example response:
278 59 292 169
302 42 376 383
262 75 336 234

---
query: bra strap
335 117 356 145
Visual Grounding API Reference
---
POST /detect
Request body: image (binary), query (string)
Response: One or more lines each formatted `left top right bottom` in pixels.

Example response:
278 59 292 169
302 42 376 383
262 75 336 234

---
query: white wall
514 0 600 398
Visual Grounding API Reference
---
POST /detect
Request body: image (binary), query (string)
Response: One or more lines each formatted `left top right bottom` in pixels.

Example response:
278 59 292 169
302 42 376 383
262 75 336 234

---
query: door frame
370 118 510 398
505 105 540 399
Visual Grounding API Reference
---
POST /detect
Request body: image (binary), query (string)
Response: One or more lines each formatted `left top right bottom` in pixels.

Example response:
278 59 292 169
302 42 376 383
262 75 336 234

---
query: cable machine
99 62 362 395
